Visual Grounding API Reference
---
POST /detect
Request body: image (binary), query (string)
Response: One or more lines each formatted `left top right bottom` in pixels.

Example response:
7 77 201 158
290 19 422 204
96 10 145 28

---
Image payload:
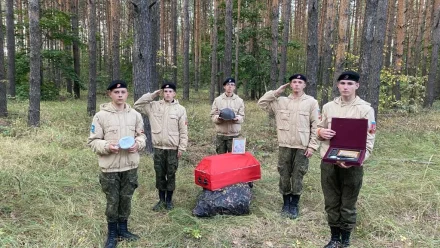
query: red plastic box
322 117 368 166
194 152 261 191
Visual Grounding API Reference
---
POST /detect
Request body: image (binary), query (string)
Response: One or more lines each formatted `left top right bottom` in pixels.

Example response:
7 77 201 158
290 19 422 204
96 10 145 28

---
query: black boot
289 194 300 219
152 190 166 211
340 229 351 247
323 227 341 248
104 222 118 248
281 194 290 216
118 220 140 241
166 190 174 210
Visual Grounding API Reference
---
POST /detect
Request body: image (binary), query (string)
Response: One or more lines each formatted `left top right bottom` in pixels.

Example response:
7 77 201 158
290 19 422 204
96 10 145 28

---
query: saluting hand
275 83 290 96
153 89 162 97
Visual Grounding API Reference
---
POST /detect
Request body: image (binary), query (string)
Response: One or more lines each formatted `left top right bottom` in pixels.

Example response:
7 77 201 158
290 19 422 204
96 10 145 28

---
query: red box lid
195 152 260 174
330 118 368 149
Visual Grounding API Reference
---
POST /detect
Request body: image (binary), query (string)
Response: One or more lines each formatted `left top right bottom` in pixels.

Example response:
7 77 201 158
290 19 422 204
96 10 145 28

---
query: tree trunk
111 0 121 80
210 0 219 103
132 0 157 154
87 0 97 117
183 0 190 99
332 0 350 98
151 0 160 90
384 0 396 68
28 0 41 127
194 0 201 92
413 0 426 76
278 0 291 87
160 0 165 83
306 0 319 98
234 0 242 86
352 0 362 56
72 0 81 99
358 0 378 100
270 0 279 90
368 0 389 119
405 0 415 75
320 0 335 106
224 0 233 78
64 0 72 95
393 0 405 101
172 0 178 84
0 2 7 117
422 0 434 75
6 0 16 97
105 0 111 78
424 0 440 107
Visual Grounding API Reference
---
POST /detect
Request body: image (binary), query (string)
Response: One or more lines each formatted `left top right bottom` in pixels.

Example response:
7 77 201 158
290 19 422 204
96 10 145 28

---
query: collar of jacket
287 93 310 101
333 96 370 106
100 102 132 113
159 99 180 105
221 93 237 99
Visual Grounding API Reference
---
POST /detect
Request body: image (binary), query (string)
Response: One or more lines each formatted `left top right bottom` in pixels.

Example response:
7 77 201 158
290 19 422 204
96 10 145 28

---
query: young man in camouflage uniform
210 77 245 154
258 74 319 219
317 71 376 248
134 83 188 211
88 80 147 248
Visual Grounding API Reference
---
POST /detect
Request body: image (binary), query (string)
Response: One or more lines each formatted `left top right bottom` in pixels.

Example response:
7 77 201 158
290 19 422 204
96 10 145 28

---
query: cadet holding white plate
87 80 146 248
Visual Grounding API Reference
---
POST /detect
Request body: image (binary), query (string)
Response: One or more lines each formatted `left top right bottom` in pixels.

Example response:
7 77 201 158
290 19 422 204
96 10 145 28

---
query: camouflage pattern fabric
321 161 363 231
277 147 309 195
99 168 138 222
153 148 179 191
192 183 252 217
216 135 239 154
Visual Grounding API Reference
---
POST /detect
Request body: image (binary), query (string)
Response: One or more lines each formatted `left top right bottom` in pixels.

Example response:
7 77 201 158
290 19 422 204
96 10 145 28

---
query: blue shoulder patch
91 124 95 133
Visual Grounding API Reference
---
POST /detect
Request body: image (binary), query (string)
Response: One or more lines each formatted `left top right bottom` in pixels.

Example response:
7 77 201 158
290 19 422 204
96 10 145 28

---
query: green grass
0 91 439 247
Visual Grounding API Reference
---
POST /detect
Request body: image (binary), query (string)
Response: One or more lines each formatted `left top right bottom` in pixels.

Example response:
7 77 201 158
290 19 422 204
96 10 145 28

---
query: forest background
0 0 439 247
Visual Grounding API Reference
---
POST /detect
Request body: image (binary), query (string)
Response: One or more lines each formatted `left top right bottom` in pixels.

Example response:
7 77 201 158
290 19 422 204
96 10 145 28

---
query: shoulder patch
91 124 95 133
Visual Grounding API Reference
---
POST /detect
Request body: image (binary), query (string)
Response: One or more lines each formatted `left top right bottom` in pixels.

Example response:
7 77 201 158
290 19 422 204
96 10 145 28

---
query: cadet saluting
134 83 188 211
258 74 319 219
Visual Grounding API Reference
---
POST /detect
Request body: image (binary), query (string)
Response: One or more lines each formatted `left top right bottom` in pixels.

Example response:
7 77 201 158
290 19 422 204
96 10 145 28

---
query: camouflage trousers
99 168 138 223
321 161 364 231
153 148 179 191
277 147 309 195
216 135 239 154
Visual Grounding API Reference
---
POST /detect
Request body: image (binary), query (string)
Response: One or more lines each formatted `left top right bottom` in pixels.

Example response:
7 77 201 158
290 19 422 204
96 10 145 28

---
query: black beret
161 82 177 91
289 74 307 82
337 71 360 82
223 77 236 85
107 80 127 91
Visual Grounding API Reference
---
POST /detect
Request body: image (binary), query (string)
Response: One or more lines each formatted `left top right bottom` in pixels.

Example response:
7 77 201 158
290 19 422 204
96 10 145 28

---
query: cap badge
117 84 121 88
344 75 349 79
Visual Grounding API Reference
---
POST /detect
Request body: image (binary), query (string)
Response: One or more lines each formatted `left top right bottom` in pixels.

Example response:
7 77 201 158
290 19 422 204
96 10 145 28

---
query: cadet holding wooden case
317 71 376 248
